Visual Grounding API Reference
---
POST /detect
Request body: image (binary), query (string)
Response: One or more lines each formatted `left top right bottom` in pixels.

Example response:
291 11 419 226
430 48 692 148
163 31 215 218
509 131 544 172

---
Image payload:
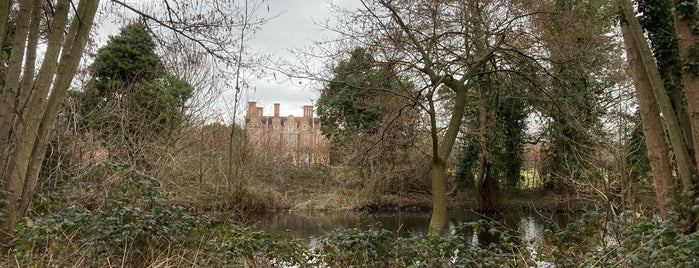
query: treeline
1 0 698 262
312 0 699 233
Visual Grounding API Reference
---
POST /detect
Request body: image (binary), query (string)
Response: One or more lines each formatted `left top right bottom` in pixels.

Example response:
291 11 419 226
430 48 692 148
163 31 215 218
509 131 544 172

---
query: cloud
245 0 362 117
94 0 362 121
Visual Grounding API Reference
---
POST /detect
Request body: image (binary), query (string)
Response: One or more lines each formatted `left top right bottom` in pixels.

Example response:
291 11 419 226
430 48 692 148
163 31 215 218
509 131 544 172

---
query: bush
10 207 526 267
318 227 395 266
9 162 311 267
11 162 204 266
204 226 309 267
316 221 522 267
29 163 699 268
540 210 699 267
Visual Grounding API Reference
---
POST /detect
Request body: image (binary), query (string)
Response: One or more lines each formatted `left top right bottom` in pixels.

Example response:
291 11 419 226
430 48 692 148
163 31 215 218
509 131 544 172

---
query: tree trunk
1 0 37 237
428 160 448 234
17 0 43 116
423 79 468 234
621 0 696 189
665 68 694 161
0 0 34 183
620 9 678 218
20 0 98 217
7 0 69 225
477 159 500 212
475 76 500 212
1 0 99 243
671 0 699 190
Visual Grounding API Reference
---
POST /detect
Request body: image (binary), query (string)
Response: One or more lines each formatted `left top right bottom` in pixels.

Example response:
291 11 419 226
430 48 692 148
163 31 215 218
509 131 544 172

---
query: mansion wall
245 102 330 164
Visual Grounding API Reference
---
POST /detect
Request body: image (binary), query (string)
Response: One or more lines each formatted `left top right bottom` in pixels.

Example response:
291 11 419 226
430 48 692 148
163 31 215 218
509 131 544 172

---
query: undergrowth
540 197 699 267
6 162 522 267
7 162 699 267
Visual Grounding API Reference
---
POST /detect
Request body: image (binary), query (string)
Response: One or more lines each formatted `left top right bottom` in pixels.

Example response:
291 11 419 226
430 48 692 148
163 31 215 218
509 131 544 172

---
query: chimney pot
303 105 313 118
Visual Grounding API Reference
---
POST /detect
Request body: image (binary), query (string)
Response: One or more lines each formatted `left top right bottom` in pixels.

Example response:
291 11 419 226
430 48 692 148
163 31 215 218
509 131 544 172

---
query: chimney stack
274 103 280 117
247 102 257 117
303 105 313 118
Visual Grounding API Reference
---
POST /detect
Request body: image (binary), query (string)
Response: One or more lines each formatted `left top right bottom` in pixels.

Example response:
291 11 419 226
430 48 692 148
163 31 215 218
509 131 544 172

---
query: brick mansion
245 102 330 164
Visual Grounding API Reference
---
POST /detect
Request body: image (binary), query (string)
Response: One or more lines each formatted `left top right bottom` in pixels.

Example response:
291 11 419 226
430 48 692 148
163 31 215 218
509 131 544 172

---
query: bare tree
0 0 271 243
0 0 100 243
312 0 550 233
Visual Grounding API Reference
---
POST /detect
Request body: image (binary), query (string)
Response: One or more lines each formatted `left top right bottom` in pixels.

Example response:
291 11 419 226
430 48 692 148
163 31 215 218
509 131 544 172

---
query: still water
246 210 576 248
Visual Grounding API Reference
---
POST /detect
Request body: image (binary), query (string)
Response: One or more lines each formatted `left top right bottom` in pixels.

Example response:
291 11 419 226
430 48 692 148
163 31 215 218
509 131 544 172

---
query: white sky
93 0 362 121
243 0 333 117
244 0 362 118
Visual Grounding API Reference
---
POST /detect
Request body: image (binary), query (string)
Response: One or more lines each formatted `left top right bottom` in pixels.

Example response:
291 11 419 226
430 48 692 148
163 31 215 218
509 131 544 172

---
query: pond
245 209 577 249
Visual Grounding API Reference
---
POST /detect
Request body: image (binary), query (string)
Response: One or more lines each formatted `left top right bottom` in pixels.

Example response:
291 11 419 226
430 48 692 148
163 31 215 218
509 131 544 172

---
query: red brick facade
245 102 330 164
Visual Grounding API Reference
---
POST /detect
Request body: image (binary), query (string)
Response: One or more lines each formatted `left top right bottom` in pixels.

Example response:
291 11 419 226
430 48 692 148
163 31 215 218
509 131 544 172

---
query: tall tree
637 0 692 158
620 12 679 217
617 0 699 226
79 23 193 166
0 0 271 244
317 48 385 145
468 60 531 211
318 47 422 196
330 0 548 233
532 0 617 210
0 0 100 243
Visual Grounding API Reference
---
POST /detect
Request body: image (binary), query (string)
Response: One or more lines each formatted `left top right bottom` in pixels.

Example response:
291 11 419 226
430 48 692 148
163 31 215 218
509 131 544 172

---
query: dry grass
39 122 432 215
151 124 394 212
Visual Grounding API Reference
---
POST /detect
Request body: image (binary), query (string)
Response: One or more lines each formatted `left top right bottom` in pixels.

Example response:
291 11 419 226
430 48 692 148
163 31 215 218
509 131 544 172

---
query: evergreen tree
91 23 162 97
317 47 385 145
79 22 193 164
317 47 422 194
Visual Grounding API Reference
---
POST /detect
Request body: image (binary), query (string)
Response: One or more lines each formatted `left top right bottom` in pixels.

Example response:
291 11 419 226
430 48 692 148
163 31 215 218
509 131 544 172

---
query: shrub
318 227 395 266
11 162 204 266
204 226 309 267
316 221 522 267
540 210 699 267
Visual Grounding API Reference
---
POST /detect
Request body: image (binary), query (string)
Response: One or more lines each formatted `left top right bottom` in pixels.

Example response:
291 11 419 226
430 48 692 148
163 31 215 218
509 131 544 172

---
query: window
273 124 279 130
302 124 308 130
286 135 294 146
300 153 309 163
271 136 280 144
300 136 309 146
288 125 294 132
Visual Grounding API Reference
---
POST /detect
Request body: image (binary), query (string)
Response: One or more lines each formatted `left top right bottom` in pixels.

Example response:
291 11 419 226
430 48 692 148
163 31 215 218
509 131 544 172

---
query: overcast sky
95 0 362 121
243 0 361 118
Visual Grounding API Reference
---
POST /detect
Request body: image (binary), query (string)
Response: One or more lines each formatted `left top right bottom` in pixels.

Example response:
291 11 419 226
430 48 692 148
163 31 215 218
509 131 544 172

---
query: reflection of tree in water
250 210 574 247
519 217 545 250
250 211 363 238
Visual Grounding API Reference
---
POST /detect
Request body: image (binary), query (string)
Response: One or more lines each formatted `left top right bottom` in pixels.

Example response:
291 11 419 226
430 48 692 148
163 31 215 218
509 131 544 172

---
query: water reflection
519 216 545 250
247 210 574 247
